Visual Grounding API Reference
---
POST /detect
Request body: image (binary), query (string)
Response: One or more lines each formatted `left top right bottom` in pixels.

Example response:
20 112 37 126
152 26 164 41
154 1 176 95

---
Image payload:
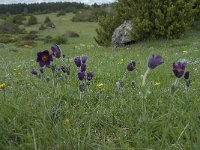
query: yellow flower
64 118 70 126
97 83 104 87
118 59 124 64
0 83 6 89
183 50 188 53
154 82 161 86
24 45 33 48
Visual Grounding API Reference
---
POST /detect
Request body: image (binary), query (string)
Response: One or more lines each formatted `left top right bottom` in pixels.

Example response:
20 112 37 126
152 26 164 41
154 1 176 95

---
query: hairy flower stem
121 70 127 81
174 78 180 86
142 68 150 86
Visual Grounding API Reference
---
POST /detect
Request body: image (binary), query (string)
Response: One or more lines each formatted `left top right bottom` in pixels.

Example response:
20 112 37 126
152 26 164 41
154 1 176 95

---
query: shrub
56 11 66 17
44 16 51 24
95 0 199 46
22 34 38 40
63 31 79 38
0 21 25 34
43 35 54 43
13 14 26 25
16 40 36 48
39 24 47 30
27 15 38 25
53 36 67 44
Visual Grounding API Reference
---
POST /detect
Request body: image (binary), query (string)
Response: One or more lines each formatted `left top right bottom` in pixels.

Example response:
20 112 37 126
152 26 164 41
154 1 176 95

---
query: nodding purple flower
127 60 136 71
184 71 189 80
87 72 94 81
148 54 163 69
81 64 87 72
77 71 85 80
51 44 61 58
173 62 186 78
37 50 53 67
81 55 87 64
31 69 37 75
74 56 82 67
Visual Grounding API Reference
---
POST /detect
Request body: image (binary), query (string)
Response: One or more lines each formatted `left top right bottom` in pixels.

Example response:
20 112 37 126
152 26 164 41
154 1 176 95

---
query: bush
0 21 25 34
27 15 38 25
16 40 36 48
56 11 66 17
22 34 38 40
44 16 51 24
95 0 199 46
43 35 54 43
13 14 26 25
39 24 47 30
53 36 67 44
63 31 79 38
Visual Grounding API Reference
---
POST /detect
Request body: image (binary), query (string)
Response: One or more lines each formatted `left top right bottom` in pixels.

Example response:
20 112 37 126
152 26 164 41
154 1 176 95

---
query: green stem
121 70 127 81
142 68 150 86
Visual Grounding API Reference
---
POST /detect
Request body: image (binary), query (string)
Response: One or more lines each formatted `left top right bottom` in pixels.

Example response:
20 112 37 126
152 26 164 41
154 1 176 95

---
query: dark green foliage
27 15 38 26
39 24 47 30
95 13 123 46
96 0 199 46
22 34 38 41
44 17 51 24
12 15 26 25
71 8 106 22
63 31 79 38
0 2 86 15
0 21 25 34
53 36 67 44
43 35 54 43
56 11 66 17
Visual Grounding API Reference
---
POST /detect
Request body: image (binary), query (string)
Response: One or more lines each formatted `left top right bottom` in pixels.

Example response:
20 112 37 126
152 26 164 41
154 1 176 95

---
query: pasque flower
148 55 163 69
77 71 85 80
87 72 94 81
37 50 53 67
51 44 61 58
74 56 82 67
173 62 186 78
81 55 87 64
81 64 87 72
127 60 136 71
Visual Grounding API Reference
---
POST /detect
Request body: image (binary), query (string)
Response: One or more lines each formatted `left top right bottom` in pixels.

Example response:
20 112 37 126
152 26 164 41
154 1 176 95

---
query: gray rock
111 21 135 48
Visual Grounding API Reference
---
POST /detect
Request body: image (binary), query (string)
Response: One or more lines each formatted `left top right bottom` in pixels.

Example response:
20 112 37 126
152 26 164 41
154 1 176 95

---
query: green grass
1 13 200 149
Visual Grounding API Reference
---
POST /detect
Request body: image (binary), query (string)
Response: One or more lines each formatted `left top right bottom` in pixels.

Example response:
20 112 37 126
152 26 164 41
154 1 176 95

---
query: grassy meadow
1 12 200 149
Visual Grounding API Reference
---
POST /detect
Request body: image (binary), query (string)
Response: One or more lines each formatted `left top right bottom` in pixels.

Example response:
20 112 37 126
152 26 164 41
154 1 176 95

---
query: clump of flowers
31 44 71 95
116 60 136 90
74 55 94 100
142 54 163 86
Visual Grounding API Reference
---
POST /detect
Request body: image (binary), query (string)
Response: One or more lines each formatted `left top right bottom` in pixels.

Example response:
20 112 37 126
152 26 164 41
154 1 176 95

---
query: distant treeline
0 2 90 14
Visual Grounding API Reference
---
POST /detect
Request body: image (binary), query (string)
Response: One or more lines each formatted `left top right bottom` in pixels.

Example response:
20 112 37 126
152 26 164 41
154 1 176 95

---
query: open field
1 13 200 149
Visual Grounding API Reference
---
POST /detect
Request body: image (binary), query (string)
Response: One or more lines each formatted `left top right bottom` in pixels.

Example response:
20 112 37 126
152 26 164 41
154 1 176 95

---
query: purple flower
51 44 61 58
81 64 87 72
74 56 81 67
127 60 136 71
37 50 53 67
173 62 186 78
81 55 87 64
87 72 94 81
31 69 37 75
184 71 189 80
148 54 163 69
77 71 85 80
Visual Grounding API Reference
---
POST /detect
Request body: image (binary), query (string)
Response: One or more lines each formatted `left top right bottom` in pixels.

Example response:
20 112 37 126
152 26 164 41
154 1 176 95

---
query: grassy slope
0 13 200 149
